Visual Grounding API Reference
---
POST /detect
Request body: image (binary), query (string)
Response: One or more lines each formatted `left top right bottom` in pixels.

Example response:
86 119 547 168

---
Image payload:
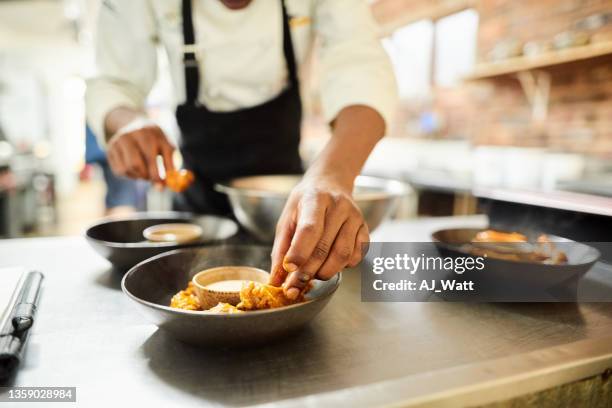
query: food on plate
473 230 527 243
170 280 307 313
170 282 201 311
536 234 568 264
237 281 303 310
466 230 568 265
165 169 195 193
208 302 244 314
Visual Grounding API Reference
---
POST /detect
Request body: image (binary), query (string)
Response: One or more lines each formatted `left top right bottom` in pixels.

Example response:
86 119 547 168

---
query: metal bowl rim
84 212 238 249
121 245 342 317
215 175 409 199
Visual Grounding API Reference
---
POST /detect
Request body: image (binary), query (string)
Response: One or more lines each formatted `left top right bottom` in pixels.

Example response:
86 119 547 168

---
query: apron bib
174 0 303 215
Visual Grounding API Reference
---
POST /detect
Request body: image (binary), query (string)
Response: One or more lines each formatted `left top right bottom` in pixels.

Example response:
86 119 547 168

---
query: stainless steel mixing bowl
216 175 409 242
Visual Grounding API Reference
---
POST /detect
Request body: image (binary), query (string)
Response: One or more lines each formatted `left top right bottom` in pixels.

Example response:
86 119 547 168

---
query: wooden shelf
466 41 612 80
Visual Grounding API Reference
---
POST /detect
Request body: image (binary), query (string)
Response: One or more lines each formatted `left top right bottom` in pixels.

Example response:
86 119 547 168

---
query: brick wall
373 0 612 156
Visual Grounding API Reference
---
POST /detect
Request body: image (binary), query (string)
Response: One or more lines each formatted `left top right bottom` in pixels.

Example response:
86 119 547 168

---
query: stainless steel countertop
401 170 473 194
2 215 612 407
474 187 612 217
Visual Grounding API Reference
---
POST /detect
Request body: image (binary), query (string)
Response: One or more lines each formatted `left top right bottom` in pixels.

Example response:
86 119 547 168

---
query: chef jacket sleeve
314 0 398 133
85 0 159 146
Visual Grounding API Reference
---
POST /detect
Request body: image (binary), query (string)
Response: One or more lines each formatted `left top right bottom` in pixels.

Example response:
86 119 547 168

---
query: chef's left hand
269 175 369 299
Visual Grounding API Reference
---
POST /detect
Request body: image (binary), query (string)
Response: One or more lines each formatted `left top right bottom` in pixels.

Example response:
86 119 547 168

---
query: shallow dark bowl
432 228 600 288
85 212 238 271
121 245 341 347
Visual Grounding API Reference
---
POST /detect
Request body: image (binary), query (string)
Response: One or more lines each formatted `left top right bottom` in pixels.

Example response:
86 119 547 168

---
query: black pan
85 212 238 271
121 245 340 347
432 228 600 290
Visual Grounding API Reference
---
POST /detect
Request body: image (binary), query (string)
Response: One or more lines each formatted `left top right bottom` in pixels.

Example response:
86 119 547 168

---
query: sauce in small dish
143 223 203 244
205 280 251 292
191 266 269 310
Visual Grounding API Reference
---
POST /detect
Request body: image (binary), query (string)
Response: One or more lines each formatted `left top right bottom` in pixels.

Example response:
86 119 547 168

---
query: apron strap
180 0 299 106
280 0 299 88
181 0 199 106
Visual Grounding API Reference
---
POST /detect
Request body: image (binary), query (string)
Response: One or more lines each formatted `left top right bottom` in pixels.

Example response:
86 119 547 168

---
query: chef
86 0 397 298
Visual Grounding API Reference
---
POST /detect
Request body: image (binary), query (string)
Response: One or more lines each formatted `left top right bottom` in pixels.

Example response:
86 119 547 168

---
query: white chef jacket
86 0 398 143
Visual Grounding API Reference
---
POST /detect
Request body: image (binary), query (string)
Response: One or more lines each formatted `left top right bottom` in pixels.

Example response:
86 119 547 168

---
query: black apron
174 0 303 215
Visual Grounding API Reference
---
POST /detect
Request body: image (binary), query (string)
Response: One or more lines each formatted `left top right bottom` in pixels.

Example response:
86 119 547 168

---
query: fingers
109 140 132 177
133 129 163 182
106 126 175 182
283 200 350 294
269 198 298 287
282 191 328 272
159 138 175 175
145 127 176 181
124 138 148 179
106 146 122 175
271 185 369 298
348 223 369 268
316 219 363 280
108 132 143 179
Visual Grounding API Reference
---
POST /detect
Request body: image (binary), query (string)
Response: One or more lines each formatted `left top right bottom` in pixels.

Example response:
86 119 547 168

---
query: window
382 20 434 99
434 9 479 87
383 9 479 95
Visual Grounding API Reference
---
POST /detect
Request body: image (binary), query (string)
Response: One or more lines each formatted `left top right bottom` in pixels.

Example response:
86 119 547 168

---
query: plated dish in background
432 228 600 288
143 223 203 244
121 245 340 346
470 229 568 265
85 212 238 271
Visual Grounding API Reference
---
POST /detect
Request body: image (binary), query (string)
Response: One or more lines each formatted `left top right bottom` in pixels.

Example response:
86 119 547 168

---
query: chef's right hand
107 126 175 183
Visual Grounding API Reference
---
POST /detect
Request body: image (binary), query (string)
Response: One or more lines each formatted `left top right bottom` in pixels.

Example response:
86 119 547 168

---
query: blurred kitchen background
0 0 611 238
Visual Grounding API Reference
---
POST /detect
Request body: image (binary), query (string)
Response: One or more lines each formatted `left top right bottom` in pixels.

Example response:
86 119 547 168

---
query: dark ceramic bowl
432 228 600 288
85 212 238 271
121 245 341 347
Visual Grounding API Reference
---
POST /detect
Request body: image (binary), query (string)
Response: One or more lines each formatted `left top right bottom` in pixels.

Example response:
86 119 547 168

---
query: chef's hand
107 125 175 183
269 175 369 299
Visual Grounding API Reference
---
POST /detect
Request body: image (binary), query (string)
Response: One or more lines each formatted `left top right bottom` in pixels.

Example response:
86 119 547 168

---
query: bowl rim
85 212 238 249
431 227 601 267
121 246 342 317
215 175 409 199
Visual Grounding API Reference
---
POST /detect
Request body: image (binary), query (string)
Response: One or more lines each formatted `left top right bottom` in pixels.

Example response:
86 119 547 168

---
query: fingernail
284 263 298 272
297 273 311 283
286 288 300 300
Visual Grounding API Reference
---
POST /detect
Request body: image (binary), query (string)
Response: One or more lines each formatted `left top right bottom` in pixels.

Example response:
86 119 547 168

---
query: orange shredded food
473 230 527 243
207 303 244 314
237 281 300 310
170 281 307 313
165 169 195 193
170 282 201 311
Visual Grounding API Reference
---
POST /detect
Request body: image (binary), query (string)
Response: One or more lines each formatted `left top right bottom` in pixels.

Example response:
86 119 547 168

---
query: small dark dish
432 228 600 289
121 245 341 347
86 212 238 271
